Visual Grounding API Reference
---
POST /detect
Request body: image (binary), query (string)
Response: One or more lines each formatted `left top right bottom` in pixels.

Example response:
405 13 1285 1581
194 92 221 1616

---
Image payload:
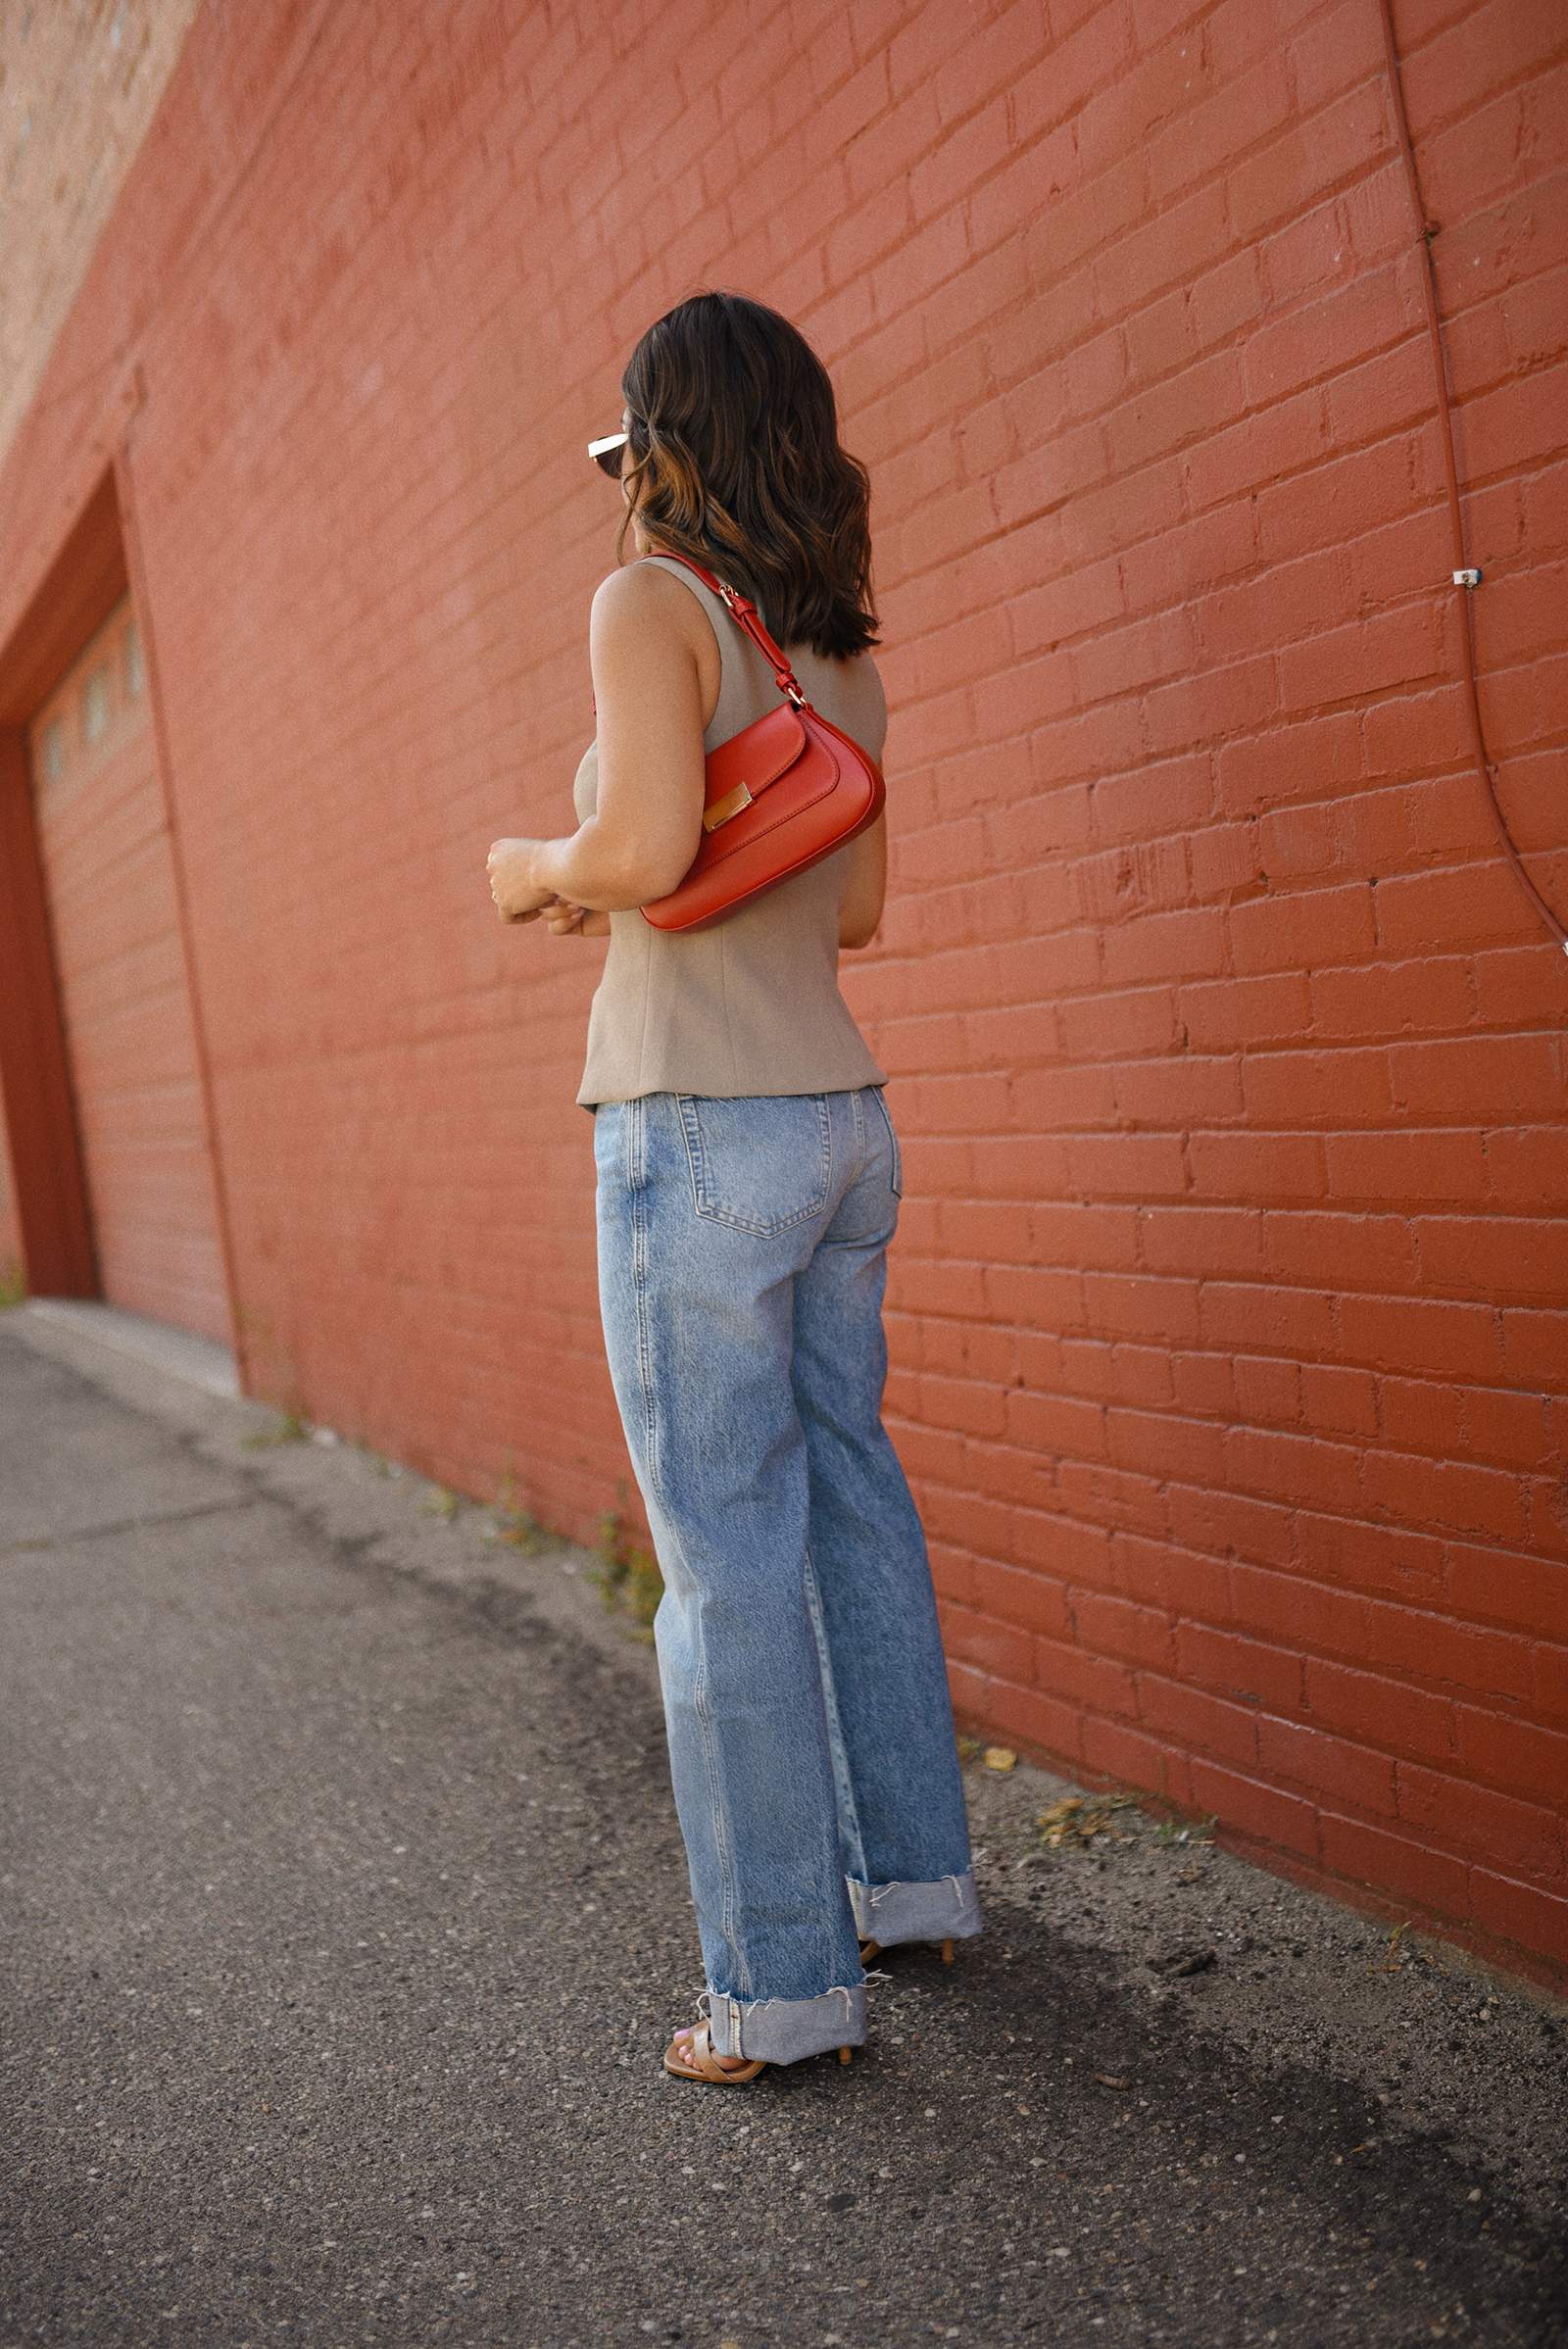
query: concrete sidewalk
1 1308 1563 2349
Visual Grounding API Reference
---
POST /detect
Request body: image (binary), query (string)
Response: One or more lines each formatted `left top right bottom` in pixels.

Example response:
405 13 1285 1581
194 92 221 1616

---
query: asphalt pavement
2 1307 1564 2349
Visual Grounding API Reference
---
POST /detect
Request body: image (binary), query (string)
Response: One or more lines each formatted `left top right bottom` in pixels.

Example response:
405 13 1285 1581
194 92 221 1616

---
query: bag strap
652 551 809 711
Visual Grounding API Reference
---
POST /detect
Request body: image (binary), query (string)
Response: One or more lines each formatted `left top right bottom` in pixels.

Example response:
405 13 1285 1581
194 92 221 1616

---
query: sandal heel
941 1938 955 1965
839 2045 853 2065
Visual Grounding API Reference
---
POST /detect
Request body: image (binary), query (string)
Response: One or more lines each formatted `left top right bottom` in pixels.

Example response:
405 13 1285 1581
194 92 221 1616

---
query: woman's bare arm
487 563 719 921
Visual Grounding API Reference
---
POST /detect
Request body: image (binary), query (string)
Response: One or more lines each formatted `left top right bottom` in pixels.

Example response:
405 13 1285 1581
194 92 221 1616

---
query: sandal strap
685 2022 730 2080
665 2020 765 2083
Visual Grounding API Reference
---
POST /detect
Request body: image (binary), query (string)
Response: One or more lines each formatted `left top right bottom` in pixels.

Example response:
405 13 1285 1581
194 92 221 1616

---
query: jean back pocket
679 1095 833 1236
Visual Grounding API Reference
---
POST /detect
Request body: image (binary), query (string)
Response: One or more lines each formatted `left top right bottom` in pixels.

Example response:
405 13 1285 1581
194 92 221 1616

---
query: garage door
27 594 227 1341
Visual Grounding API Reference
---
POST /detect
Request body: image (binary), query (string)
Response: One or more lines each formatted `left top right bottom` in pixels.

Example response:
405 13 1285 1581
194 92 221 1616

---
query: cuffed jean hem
847 1869 982 1948
707 1982 867 2065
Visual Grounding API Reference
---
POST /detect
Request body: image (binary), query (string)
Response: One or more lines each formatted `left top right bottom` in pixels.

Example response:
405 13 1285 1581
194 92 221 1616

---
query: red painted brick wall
0 0 1563 1979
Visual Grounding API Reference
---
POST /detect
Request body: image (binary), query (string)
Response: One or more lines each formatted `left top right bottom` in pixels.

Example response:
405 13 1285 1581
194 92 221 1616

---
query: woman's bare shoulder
591 557 705 629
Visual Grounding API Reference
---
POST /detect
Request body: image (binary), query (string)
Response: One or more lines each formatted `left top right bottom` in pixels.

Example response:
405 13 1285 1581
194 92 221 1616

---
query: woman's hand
486 839 610 934
487 838 557 922
542 902 612 937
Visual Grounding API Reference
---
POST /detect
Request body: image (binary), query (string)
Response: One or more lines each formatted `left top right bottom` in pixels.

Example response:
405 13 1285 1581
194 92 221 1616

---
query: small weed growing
593 1510 663 1640
492 1474 555 1553
1371 1920 1413 1975
423 1485 460 1522
1154 1812 1218 1849
0 1257 24 1310
240 1412 309 1449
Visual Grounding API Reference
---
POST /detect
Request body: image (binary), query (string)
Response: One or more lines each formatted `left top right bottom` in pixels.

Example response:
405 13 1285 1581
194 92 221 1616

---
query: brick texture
0 0 1563 1980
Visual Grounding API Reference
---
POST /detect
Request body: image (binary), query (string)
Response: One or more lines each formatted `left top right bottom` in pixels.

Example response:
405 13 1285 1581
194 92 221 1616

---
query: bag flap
703 703 807 812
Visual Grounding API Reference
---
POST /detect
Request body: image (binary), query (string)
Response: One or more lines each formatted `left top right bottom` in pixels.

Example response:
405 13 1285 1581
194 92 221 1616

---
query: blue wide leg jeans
593 1087 979 2065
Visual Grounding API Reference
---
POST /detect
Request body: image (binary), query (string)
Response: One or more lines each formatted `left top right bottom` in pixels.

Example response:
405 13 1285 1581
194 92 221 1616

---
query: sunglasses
589 430 629 479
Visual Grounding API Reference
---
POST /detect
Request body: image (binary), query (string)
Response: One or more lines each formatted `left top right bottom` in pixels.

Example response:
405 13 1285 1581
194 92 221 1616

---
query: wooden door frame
111 437 247 1372
0 472 127 1297
0 728 97 1295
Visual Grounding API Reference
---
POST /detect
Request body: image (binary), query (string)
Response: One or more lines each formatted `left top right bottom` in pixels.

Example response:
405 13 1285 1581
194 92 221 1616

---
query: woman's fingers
487 842 612 933
542 904 612 937
487 837 555 920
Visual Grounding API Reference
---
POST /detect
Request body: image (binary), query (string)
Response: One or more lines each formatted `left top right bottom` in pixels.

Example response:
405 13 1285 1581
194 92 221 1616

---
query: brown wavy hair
616 292 878 660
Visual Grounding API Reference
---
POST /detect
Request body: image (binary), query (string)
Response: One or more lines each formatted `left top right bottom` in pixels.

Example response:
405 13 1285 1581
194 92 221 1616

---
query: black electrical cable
1377 0 1567 954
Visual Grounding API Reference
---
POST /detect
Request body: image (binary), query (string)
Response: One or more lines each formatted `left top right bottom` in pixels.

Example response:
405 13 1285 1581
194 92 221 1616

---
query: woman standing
487 293 978 2082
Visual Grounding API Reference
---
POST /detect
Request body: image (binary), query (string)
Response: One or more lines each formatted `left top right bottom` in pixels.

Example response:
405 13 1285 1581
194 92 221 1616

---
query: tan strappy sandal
662 2021 855 2081
859 1937 956 1966
663 2021 767 2083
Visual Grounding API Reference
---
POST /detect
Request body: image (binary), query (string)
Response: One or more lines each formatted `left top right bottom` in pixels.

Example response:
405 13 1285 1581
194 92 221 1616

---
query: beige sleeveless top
573 556 889 1106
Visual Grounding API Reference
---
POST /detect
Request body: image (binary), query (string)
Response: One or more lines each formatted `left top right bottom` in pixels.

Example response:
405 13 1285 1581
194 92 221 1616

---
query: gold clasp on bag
703 781 754 832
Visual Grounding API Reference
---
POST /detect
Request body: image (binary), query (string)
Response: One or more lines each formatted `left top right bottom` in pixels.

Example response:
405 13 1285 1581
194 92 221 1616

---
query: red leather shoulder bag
639 554 886 935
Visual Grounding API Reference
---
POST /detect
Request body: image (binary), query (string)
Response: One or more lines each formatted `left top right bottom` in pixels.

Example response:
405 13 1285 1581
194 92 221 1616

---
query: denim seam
869 1085 902 1197
629 1098 661 1506
802 1546 867 1885
692 1614 742 1994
